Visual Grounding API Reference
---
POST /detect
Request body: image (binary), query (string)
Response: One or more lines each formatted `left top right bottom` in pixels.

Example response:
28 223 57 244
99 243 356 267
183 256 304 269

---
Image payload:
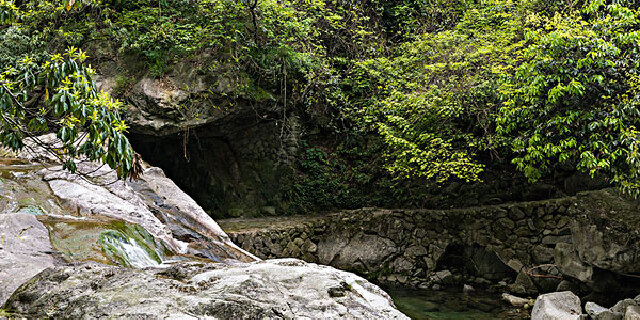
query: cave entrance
128 120 292 219
435 243 516 284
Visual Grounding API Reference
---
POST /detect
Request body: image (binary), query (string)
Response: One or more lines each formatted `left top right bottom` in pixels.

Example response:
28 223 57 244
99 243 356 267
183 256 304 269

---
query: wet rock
531 291 582 320
5 259 408 319
0 214 55 305
501 293 529 308
612 299 638 314
509 271 538 296
44 163 255 263
626 305 640 320
586 301 609 318
463 284 474 294
555 243 593 282
430 270 453 284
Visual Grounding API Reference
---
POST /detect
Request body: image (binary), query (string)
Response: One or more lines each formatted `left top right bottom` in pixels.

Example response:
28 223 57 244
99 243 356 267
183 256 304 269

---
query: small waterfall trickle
99 229 164 268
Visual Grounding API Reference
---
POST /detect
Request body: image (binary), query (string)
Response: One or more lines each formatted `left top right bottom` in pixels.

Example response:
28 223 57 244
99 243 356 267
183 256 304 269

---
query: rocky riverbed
531 291 640 320
0 155 407 318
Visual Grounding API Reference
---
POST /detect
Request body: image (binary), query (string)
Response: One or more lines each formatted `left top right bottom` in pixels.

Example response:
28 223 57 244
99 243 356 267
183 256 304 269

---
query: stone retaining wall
220 189 640 301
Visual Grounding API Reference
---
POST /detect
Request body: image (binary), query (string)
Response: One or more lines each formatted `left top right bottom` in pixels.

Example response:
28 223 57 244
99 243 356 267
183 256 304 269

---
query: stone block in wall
542 235 572 245
391 258 413 274
404 246 428 258
320 233 398 272
554 243 593 282
532 245 555 264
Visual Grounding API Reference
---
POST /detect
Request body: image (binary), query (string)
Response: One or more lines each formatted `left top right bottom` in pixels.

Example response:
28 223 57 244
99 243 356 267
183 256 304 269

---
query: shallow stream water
386 287 530 320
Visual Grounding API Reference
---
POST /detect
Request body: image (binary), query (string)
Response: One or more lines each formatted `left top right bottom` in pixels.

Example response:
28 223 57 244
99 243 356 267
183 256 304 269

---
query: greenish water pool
386 287 529 320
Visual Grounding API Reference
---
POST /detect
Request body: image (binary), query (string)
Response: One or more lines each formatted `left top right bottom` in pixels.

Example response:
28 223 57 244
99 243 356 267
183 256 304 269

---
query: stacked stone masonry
220 189 640 294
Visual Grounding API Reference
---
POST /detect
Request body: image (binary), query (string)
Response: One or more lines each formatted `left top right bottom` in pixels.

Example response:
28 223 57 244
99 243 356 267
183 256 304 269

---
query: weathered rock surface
501 293 530 308
42 162 254 263
613 299 639 314
530 293 640 320
555 242 593 282
626 305 640 320
0 156 406 318
586 301 611 319
0 214 55 305
531 291 582 320
5 259 407 319
94 68 301 219
95 74 230 136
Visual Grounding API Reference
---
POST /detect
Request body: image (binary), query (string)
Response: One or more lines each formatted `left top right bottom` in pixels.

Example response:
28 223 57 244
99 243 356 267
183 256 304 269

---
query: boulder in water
531 291 582 320
626 305 640 320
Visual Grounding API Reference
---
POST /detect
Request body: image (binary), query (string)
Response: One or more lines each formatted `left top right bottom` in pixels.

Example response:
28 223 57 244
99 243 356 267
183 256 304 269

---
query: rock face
41 162 254 263
531 291 582 320
0 214 54 304
626 305 640 320
501 293 531 308
96 70 300 219
0 157 406 318
129 116 299 219
5 259 407 319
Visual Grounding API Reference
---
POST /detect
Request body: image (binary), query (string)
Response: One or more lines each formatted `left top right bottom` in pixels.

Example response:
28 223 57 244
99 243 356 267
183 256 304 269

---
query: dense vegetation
0 0 638 202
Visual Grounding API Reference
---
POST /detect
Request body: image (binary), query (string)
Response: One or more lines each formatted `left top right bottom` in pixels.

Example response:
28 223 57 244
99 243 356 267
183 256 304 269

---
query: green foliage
0 0 17 24
344 0 532 183
0 47 133 176
290 139 403 212
497 1 640 196
0 309 15 317
343 0 640 196
370 0 474 40
292 144 367 211
4 0 639 200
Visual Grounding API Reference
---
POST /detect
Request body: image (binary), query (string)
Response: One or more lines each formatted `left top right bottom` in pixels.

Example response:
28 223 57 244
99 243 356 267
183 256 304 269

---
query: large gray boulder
586 301 616 319
626 305 640 320
4 259 407 319
0 154 407 318
41 162 255 263
531 291 582 320
0 214 55 305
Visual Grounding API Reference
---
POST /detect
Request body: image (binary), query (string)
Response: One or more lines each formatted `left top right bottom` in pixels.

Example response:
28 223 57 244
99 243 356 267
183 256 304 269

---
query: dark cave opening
128 118 295 219
435 243 517 284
